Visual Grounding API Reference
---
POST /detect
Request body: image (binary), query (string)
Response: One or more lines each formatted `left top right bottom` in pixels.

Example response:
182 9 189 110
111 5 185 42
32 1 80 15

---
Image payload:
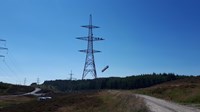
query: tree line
41 73 187 92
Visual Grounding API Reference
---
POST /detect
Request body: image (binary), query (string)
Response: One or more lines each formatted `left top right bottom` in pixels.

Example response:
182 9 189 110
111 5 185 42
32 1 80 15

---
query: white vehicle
37 96 52 101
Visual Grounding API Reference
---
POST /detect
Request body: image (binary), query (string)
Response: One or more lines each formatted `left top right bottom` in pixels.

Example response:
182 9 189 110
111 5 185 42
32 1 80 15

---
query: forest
41 73 189 92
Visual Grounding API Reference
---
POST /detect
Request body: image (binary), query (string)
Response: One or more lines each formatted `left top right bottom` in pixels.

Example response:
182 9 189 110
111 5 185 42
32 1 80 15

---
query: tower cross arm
93 37 104 41
0 47 8 50
81 25 100 29
76 37 104 41
0 55 5 57
79 50 101 53
0 39 6 42
76 37 88 41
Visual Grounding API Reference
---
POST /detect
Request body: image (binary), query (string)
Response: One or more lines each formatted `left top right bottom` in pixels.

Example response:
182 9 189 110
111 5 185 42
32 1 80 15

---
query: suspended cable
3 60 19 78
0 60 13 83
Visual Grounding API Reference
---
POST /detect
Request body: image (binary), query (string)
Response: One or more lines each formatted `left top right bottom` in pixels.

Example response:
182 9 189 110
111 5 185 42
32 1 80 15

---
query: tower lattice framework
77 15 104 79
0 39 8 58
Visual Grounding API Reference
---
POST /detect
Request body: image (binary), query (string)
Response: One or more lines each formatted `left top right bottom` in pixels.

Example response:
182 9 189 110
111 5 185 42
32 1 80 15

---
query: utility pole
76 15 104 79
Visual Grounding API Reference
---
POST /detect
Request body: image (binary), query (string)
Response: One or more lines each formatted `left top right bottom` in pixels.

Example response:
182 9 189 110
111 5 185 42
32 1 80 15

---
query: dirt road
137 94 200 112
23 88 43 96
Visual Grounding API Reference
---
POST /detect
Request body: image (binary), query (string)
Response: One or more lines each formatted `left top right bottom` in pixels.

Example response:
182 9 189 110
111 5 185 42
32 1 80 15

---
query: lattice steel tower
77 15 104 79
0 39 8 58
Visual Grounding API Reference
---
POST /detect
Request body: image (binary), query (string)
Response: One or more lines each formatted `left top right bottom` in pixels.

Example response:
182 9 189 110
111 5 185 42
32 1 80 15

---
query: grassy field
135 77 200 105
0 95 35 108
0 90 148 112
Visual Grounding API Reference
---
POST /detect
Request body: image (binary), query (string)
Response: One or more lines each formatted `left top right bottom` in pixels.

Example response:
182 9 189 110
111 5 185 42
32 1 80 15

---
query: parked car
37 96 52 101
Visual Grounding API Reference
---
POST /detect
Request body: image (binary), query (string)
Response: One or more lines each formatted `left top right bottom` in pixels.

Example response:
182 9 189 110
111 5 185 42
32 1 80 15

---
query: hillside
135 76 200 104
0 82 34 95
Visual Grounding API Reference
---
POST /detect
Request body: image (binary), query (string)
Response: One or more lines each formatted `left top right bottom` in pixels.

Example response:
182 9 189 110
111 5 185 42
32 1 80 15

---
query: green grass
135 77 200 104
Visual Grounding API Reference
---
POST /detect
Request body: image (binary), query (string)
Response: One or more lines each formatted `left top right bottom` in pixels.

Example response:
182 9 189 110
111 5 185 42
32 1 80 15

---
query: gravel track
137 94 200 112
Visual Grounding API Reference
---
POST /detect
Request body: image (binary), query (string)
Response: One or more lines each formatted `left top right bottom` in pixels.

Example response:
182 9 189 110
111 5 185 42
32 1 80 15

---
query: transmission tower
37 77 40 85
24 78 26 85
76 15 104 79
69 70 73 80
0 39 8 58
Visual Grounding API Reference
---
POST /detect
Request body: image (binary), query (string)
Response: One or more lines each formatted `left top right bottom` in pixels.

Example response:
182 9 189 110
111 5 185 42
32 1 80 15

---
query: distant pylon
24 78 26 85
76 15 104 79
37 77 40 85
69 70 73 80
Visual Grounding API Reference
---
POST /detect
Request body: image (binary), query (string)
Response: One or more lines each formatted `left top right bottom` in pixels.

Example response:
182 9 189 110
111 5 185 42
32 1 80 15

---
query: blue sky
0 0 200 85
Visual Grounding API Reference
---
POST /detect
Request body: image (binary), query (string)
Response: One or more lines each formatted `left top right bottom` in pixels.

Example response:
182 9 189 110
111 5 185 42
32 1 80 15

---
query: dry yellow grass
100 90 148 112
135 77 200 104
56 90 148 112
0 95 34 108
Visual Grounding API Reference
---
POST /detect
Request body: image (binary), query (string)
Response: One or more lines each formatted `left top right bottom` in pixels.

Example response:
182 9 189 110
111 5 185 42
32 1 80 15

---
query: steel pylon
76 15 104 79
0 39 8 58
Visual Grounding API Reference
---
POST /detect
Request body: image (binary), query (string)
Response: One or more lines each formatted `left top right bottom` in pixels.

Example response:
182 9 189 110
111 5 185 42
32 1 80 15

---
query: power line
3 60 18 76
0 65 11 82
7 52 25 76
0 39 24 84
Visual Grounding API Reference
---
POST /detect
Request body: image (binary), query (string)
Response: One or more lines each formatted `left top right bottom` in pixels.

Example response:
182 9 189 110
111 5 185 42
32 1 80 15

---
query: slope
0 82 34 95
135 76 200 105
